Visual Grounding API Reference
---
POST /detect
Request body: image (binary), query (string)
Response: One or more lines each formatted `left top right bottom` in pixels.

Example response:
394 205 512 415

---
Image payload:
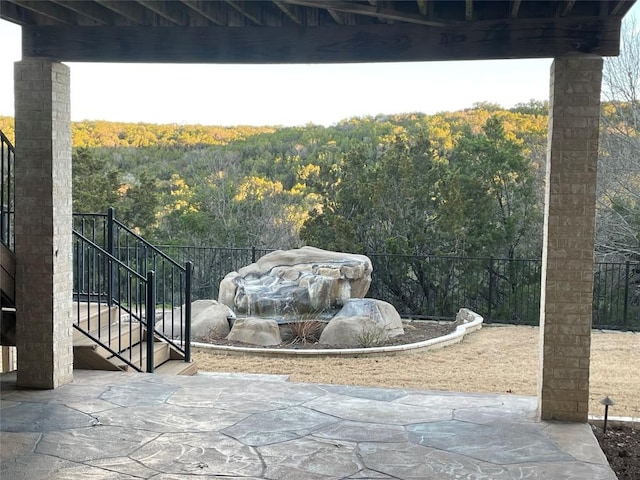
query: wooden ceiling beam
465 0 473 21
611 0 630 15
510 0 522 18
273 0 303 25
8 0 77 25
95 0 163 25
137 0 189 26
416 0 427 16
367 0 394 24
179 1 225 26
557 0 576 17
224 1 264 26
0 1 58 25
50 1 115 25
416 0 435 18
327 8 345 24
282 0 449 27
22 17 624 64
327 8 356 26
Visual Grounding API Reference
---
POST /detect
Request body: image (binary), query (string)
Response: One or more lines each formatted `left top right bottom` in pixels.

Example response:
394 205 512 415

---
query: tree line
0 20 637 265
3 104 552 261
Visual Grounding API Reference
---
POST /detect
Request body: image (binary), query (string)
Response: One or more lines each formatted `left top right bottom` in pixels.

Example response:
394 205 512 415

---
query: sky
0 3 638 127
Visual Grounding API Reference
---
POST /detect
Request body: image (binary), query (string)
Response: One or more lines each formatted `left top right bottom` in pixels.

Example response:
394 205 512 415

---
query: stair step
74 322 142 355
74 304 119 331
111 341 171 371
155 359 198 376
74 345 124 371
71 302 191 376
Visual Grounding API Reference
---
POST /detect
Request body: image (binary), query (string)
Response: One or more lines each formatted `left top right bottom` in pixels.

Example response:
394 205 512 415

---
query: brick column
539 57 602 422
14 59 73 388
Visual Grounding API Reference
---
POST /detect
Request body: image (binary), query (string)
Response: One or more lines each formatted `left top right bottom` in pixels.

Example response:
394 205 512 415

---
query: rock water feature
215 246 404 347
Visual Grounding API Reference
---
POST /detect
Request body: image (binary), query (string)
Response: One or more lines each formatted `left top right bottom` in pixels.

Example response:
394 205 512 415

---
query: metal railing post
623 261 630 327
487 256 494 321
252 246 256 263
185 261 193 362
146 270 156 373
107 207 115 306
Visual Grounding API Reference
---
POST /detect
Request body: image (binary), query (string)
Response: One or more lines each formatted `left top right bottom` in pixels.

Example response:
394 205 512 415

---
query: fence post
107 207 115 307
488 256 494 321
251 246 256 263
623 261 630 327
185 261 193 363
146 270 156 373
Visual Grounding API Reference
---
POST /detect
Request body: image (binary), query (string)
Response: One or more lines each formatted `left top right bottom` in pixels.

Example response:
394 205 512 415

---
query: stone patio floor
0 369 616 479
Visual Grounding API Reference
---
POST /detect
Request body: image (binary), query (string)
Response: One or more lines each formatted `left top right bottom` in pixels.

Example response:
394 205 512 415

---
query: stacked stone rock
212 246 404 347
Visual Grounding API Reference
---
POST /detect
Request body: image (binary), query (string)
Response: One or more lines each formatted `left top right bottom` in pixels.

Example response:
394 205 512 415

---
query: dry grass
193 325 640 418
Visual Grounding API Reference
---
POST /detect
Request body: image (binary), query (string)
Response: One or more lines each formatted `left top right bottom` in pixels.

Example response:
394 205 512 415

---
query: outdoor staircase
0 242 14 307
0 129 196 375
74 304 197 375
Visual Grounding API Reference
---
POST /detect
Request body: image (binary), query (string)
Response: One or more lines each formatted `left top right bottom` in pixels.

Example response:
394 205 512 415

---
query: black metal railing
156 245 639 331
365 253 543 325
593 261 640 331
156 245 272 301
74 231 155 372
74 208 192 363
1 130 14 252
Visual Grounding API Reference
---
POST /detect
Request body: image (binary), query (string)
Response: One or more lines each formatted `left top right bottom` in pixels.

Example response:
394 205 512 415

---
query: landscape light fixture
599 396 615 433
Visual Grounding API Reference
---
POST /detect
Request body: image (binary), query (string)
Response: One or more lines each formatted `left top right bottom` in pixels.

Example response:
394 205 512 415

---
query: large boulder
218 246 372 318
157 300 234 341
319 299 404 347
190 300 235 340
227 317 282 346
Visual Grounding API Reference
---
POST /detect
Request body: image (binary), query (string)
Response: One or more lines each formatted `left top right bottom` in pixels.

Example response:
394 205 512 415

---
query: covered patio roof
0 0 636 63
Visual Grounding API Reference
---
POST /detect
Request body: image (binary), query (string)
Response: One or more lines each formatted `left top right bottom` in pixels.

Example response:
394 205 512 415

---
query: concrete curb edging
191 308 484 358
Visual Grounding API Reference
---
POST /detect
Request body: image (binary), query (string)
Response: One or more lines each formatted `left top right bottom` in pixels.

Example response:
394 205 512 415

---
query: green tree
72 148 120 213
450 116 541 258
117 173 161 236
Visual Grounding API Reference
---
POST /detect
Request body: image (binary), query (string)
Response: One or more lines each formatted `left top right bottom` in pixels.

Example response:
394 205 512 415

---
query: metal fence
1 129 14 252
156 245 640 331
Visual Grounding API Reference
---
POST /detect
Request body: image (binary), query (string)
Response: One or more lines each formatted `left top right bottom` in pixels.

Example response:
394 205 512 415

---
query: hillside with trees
2 94 638 327
1 92 636 266
4 105 552 259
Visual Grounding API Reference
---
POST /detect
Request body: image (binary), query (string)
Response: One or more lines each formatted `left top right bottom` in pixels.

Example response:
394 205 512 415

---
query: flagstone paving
0 370 616 480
